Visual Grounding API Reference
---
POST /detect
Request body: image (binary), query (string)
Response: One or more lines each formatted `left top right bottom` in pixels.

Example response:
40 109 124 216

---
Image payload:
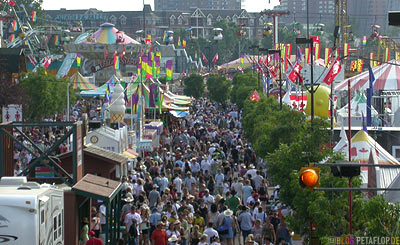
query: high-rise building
387 0 400 11
274 0 335 26
155 0 241 11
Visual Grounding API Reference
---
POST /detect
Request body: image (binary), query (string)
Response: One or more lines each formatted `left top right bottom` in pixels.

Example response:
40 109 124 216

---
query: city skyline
42 0 280 12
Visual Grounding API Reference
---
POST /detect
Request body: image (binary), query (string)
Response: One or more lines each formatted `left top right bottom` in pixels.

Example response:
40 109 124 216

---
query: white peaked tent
334 129 400 193
336 91 379 127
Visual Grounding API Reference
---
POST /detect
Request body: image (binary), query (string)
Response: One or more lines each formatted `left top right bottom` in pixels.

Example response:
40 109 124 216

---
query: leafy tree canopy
206 73 231 104
183 73 204 99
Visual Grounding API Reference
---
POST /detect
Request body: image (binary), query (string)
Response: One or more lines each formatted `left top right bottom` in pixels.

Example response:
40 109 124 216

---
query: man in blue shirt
149 208 162 237
237 206 254 241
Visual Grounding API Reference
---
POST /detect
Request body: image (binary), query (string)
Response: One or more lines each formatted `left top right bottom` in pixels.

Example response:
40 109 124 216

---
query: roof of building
72 174 121 201
84 144 128 164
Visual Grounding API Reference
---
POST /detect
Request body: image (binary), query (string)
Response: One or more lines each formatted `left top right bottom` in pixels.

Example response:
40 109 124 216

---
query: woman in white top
208 204 219 228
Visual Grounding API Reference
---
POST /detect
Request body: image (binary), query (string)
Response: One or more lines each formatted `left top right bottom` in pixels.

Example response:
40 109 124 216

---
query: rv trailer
0 177 64 245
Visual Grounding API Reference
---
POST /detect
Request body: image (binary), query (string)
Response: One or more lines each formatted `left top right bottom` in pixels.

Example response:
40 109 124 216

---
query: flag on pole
212 53 219 63
166 60 173 81
357 59 364 72
288 62 303 83
323 58 341 85
7 0 16 7
363 36 367 46
368 65 375 95
162 31 166 43
396 52 400 61
296 46 302 64
54 35 59 46
11 20 18 31
41 56 53 69
385 48 390 62
305 48 310 64
324 48 331 67
240 55 244 67
177 37 181 47
344 43 349 60
32 10 37 22
370 52 375 67
201 52 208 63
9 34 15 42
315 43 320 60
114 55 119 70
182 39 187 48
76 53 81 67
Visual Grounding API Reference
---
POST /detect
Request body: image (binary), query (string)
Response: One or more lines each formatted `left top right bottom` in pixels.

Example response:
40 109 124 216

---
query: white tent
336 91 379 126
334 129 400 193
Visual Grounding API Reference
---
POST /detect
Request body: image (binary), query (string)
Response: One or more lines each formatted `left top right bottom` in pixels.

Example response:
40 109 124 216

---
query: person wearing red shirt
86 231 103 245
151 221 168 245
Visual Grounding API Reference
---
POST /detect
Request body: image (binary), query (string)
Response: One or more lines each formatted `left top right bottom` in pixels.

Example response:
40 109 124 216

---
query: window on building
249 18 254 26
170 16 175 25
259 17 264 26
233 16 238 24
120 15 127 25
178 17 183 25
207 17 212 26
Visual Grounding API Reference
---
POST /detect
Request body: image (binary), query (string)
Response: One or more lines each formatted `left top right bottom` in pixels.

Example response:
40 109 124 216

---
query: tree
0 0 44 25
231 71 258 109
206 74 231 104
183 73 204 99
20 68 75 120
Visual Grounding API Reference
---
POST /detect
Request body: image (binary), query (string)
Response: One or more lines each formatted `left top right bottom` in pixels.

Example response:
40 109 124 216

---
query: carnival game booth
334 128 400 194
335 60 400 126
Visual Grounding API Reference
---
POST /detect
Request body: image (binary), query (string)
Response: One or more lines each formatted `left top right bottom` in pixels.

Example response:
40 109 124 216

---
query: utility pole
143 0 146 40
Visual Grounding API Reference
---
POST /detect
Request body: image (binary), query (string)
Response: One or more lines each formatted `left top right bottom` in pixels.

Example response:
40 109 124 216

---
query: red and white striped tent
335 60 400 91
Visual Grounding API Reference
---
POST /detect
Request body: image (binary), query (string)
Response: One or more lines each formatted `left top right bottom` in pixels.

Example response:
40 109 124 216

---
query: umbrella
335 60 400 91
83 23 140 45
70 72 98 90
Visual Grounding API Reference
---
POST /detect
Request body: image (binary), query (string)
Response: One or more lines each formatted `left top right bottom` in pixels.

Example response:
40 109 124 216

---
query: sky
42 0 280 13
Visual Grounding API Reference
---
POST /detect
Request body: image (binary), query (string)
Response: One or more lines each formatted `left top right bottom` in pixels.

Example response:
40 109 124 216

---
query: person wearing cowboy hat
168 234 180 245
219 209 235 245
79 217 90 245
151 221 168 245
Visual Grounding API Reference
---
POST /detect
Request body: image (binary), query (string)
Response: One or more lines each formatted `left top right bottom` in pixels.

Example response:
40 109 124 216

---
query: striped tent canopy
83 23 140 45
70 72 98 90
335 60 400 91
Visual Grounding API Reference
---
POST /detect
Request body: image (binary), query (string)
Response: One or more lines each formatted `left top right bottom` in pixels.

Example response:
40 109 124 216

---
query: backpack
129 222 138 238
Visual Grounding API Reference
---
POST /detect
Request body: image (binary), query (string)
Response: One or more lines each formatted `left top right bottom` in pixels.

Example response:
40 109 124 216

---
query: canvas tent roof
335 60 400 91
337 91 378 116
334 129 400 192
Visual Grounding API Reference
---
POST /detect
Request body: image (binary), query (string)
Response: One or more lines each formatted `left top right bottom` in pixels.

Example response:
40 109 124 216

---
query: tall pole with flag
367 65 375 126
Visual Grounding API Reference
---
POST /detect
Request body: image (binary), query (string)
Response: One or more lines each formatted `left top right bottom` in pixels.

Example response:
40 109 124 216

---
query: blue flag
362 112 368 133
368 65 375 95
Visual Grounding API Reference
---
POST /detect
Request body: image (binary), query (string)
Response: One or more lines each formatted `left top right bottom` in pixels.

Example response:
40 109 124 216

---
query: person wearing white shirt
231 177 243 201
203 223 219 243
173 175 183 198
201 158 211 175
215 169 225 196
203 189 215 210
99 203 107 233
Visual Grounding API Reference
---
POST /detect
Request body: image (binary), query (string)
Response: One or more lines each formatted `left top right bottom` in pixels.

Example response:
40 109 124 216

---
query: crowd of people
114 98 294 245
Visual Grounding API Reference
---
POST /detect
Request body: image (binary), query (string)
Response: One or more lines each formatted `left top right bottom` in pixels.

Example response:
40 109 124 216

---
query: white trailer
0 177 64 245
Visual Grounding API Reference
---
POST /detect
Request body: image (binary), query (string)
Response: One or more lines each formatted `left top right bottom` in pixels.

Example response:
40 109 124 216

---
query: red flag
288 62 303 83
323 58 341 85
41 56 53 69
250 90 260 102
8 0 16 6
212 53 219 63
201 52 208 63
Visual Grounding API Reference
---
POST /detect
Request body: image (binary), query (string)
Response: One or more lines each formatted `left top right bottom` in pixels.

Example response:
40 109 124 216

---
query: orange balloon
301 169 318 187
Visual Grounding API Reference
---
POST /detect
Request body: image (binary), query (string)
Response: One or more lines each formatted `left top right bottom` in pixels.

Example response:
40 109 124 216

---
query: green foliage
231 71 259 109
158 77 167 84
206 74 231 104
0 0 44 25
20 68 75 120
183 73 204 99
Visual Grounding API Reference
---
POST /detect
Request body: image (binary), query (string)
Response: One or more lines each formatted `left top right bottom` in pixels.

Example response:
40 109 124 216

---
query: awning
122 149 138 159
169 110 188 118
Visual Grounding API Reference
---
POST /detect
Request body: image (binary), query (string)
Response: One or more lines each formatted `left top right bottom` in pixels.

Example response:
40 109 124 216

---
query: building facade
45 6 266 41
154 0 241 11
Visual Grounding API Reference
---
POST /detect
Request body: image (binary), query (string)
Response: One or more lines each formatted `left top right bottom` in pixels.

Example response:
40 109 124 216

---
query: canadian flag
212 53 219 63
41 56 53 69
288 62 303 83
290 94 307 111
323 58 341 85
